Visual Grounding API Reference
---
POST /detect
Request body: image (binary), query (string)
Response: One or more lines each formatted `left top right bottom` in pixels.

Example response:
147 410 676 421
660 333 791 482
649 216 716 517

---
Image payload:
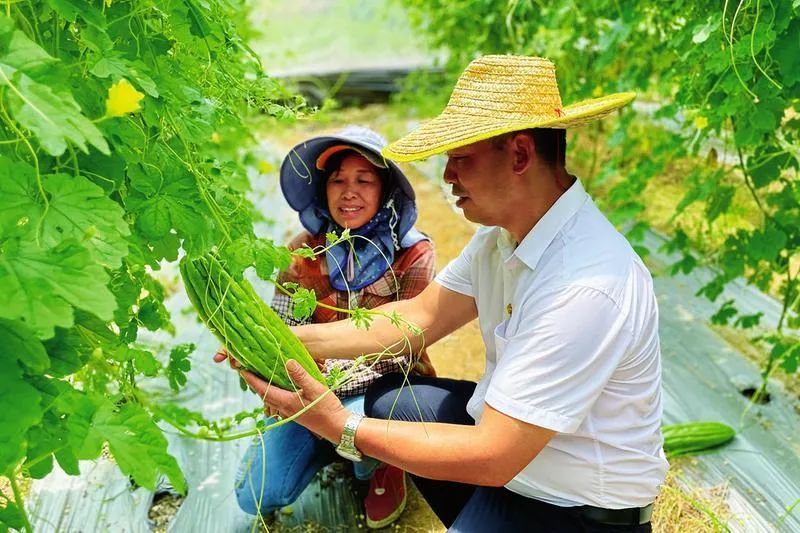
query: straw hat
383 55 636 162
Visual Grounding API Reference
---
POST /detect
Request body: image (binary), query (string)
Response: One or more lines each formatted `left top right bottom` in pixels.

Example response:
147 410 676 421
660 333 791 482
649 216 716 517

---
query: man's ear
510 132 534 174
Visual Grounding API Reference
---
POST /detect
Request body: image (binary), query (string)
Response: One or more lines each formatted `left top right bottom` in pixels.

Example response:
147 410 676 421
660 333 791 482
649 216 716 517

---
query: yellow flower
257 160 275 174
105 79 144 118
211 132 222 143
592 86 604 97
693 116 709 130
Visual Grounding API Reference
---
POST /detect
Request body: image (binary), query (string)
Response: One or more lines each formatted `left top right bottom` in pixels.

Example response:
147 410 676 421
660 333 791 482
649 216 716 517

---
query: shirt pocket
494 319 510 364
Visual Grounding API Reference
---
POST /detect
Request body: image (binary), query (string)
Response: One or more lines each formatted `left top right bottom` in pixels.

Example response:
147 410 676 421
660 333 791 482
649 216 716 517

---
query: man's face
444 139 514 226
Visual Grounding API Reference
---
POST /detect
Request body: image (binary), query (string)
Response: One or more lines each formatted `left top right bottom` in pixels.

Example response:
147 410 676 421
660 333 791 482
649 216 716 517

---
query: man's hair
492 128 567 167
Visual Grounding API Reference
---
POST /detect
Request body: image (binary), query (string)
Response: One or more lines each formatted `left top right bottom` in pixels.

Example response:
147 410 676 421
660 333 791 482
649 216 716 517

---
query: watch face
336 447 363 462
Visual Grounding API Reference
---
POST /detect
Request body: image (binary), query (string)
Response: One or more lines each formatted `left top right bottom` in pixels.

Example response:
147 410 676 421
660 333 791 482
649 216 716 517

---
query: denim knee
234 435 279 515
234 421 337 516
365 373 477 425
365 373 408 419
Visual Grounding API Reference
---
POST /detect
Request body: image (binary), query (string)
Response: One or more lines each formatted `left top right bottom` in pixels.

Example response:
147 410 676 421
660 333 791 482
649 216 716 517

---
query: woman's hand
241 359 350 444
289 325 326 367
212 347 240 368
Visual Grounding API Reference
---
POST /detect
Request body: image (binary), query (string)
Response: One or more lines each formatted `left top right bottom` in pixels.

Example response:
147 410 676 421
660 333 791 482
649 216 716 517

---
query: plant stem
9 468 33 533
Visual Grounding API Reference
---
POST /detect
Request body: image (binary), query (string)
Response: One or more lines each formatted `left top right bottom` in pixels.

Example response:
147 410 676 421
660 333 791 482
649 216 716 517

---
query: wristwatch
335 412 364 462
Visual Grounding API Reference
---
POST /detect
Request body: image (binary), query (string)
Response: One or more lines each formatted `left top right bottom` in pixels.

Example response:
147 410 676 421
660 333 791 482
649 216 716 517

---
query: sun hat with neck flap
382 55 636 162
279 125 427 292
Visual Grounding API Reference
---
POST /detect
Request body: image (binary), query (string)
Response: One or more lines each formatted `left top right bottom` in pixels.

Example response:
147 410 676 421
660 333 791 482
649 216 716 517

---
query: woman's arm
295 281 477 360
396 241 435 301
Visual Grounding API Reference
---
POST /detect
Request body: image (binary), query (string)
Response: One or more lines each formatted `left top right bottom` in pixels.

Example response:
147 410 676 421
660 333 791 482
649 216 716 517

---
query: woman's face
326 153 383 229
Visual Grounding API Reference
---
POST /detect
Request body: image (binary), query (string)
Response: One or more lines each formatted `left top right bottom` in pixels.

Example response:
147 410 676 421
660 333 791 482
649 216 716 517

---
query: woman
234 126 436 529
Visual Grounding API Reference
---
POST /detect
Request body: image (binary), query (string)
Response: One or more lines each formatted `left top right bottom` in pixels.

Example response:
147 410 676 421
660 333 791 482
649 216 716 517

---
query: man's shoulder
553 205 649 292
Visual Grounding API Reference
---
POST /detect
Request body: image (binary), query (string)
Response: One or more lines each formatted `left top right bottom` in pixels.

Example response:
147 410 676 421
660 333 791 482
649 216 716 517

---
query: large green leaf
0 156 40 239
0 165 130 267
45 0 105 27
127 162 214 246
0 500 24 532
3 71 110 156
0 318 49 373
0 18 108 156
43 324 93 377
91 401 186 494
0 350 42 476
0 16 56 72
0 239 115 339
90 56 159 97
41 173 130 267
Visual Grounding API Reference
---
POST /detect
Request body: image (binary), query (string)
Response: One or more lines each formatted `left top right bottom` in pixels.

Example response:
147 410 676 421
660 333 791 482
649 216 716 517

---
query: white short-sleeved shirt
435 179 668 509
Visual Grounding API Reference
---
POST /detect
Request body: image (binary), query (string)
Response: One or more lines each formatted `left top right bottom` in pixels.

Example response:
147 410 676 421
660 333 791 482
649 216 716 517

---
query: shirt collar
501 178 589 271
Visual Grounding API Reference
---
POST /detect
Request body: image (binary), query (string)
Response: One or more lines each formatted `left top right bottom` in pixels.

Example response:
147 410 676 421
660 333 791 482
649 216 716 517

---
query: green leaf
137 297 171 332
127 233 181 270
132 349 160 377
705 185 735 222
89 56 159 97
91 401 186 494
0 349 42 476
290 287 317 321
711 299 738 326
127 163 213 245
3 71 109 156
349 307 374 330
0 156 40 239
44 312 117 376
25 423 56 479
0 239 116 338
748 147 794 188
747 225 787 263
0 17 57 72
254 239 292 280
46 0 105 27
691 17 716 44
292 246 317 259
0 500 24 531
223 235 255 277
779 343 800 373
670 253 697 275
0 318 49 373
41 173 130 267
167 343 195 392
734 312 763 329
52 388 103 463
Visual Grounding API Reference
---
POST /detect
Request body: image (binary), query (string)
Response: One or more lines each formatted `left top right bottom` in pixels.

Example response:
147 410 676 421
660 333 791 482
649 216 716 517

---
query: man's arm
354 403 555 486
295 281 478 360
241 363 556 487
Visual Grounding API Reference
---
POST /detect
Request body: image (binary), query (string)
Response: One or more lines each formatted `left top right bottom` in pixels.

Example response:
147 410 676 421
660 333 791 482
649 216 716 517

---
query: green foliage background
0 1 303 530
396 0 800 389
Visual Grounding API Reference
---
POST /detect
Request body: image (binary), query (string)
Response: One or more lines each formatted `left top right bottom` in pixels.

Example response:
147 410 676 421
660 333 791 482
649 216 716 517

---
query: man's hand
241 359 350 444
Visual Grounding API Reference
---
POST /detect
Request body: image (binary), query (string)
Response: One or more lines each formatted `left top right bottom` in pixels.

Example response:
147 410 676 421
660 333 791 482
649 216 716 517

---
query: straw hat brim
383 91 636 162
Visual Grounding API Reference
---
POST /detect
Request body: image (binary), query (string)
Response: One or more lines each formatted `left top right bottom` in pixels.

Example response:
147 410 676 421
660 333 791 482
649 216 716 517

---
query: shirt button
506 303 513 316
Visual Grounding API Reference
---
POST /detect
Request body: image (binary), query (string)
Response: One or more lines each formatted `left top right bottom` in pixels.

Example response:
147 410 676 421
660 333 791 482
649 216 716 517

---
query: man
232 55 668 531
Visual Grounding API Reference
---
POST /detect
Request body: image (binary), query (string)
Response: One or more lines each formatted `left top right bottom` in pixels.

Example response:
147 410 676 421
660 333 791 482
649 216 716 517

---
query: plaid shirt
272 231 436 397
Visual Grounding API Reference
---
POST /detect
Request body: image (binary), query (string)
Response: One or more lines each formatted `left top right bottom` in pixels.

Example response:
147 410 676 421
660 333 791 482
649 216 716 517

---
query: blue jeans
234 394 380 515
